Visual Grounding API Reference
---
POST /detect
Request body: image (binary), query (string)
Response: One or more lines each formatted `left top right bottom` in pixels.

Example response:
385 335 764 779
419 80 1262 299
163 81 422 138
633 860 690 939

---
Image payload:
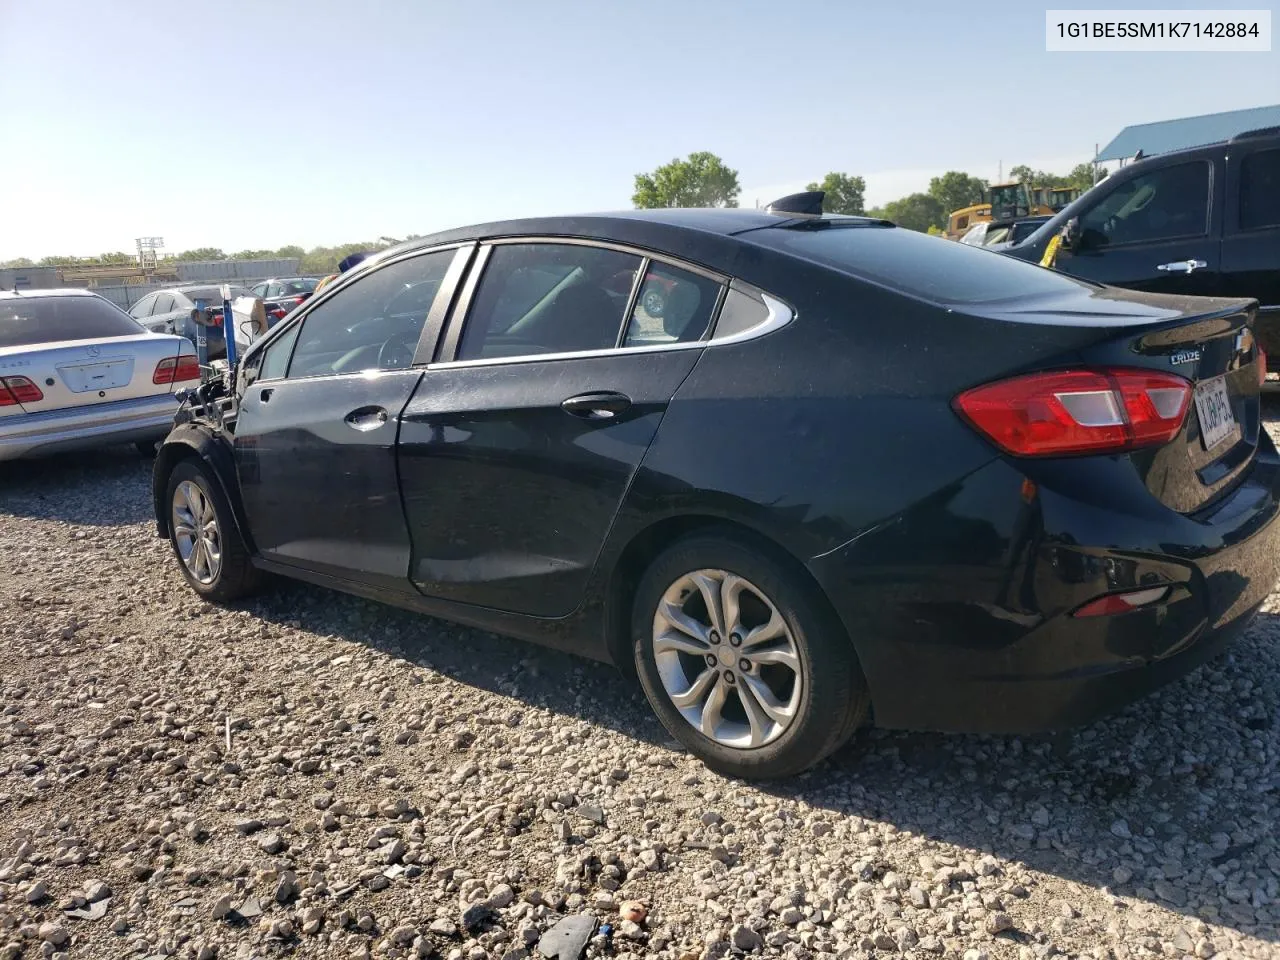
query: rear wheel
165 459 261 602
632 533 869 779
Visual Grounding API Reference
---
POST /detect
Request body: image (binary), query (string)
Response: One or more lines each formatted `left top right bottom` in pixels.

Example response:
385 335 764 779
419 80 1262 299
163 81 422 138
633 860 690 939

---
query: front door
1222 144 1280 309
1053 158 1222 297
234 245 468 590
398 241 724 618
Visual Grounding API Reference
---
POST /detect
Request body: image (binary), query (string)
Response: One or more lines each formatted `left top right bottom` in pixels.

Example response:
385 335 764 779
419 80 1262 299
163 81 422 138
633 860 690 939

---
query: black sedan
151 196 1280 779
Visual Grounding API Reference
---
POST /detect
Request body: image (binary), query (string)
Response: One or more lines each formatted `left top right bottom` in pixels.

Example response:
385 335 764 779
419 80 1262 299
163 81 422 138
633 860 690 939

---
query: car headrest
662 282 704 340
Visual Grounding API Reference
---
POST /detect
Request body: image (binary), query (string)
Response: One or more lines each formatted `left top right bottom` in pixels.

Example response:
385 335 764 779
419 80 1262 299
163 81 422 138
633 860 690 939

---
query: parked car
128 285 255 361
958 215 1052 250
249 277 320 325
1003 127 1280 385
151 202 1280 779
1 289 198 460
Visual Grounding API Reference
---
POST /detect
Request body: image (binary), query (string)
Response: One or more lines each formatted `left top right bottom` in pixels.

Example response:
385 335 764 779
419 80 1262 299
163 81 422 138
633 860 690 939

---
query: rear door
233 245 471 590
1222 145 1280 309
397 240 723 618
1053 158 1222 296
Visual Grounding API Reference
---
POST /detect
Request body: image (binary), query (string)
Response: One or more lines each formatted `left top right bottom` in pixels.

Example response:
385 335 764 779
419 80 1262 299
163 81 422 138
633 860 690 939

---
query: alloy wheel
172 480 223 585
652 568 803 748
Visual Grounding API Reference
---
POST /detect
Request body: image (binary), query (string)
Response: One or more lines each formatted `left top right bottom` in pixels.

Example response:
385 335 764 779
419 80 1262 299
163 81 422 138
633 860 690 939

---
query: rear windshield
0 295 144 348
283 279 318 294
749 224 1089 304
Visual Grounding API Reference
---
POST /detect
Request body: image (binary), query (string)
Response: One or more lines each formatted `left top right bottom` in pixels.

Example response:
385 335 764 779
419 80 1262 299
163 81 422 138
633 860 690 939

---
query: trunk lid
980 289 1262 515
0 333 193 415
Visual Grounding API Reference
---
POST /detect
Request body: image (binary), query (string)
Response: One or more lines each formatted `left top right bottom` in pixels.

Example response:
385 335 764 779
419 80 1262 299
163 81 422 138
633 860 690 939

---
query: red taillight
211 308 223 327
153 355 201 384
269 307 287 320
292 295 305 305
1073 586 1170 618
0 376 43 406
953 368 1192 457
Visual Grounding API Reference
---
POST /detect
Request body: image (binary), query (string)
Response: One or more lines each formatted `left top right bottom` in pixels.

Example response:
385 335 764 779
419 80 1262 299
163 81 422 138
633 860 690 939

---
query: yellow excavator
945 182 1083 240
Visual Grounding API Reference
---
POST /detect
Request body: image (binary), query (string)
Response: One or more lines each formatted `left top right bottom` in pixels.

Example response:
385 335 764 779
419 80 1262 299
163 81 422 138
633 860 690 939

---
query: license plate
1193 375 1236 451
56 359 132 393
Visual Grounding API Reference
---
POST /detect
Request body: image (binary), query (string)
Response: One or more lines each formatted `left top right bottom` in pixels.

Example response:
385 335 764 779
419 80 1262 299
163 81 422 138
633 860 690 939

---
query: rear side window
457 244 642 360
0 295 144 347
1239 149 1280 231
750 224 1089 304
622 262 720 346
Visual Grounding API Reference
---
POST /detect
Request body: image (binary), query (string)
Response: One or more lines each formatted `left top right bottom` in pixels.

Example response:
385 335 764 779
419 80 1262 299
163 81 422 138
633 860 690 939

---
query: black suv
1004 127 1280 358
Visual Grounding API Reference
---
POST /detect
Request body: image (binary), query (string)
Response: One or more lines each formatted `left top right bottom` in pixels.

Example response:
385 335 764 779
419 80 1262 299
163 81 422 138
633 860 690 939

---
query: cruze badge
1170 350 1200 366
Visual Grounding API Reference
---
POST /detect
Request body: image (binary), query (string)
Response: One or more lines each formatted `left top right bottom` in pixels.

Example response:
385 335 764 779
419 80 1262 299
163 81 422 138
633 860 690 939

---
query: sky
1 0 1276 260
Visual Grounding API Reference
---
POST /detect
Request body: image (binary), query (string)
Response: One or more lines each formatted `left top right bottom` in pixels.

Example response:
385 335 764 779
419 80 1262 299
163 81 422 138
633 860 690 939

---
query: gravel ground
2 416 1280 960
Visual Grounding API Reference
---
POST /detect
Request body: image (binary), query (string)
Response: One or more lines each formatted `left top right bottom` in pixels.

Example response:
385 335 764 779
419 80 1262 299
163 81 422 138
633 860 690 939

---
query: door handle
1156 259 1208 273
561 391 632 420
344 406 389 431
259 387 274 403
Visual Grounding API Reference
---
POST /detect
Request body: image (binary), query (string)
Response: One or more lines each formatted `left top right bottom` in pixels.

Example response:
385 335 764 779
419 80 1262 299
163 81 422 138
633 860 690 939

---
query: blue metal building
1098 104 1280 162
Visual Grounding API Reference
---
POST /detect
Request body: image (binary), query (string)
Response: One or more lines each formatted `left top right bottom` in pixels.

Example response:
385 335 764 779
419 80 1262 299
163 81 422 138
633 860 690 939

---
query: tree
927 171 988 216
880 193 945 233
275 245 306 259
633 152 740 209
1064 162 1098 192
175 247 227 261
1 257 34 268
804 172 865 215
231 249 275 260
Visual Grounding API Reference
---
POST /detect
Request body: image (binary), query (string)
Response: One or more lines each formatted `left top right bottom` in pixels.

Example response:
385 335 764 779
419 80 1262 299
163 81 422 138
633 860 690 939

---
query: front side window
1077 161 1210 248
250 283 267 297
265 282 283 297
622 262 720 346
1239 149 1280 231
260 324 301 381
286 249 454 379
457 244 642 361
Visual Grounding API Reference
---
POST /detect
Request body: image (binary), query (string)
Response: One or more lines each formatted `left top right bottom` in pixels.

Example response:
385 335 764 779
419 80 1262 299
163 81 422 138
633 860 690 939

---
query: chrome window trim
483 235 726 283
707 292 795 346
426 290 793 371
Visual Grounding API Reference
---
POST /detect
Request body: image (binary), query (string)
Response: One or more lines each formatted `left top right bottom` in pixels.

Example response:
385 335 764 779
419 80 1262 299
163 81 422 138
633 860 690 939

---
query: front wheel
632 533 869 780
165 459 261 602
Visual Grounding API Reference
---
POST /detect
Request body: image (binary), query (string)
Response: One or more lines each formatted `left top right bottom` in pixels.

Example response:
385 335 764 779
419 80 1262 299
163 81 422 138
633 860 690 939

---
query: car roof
366 208 881 272
0 288 99 300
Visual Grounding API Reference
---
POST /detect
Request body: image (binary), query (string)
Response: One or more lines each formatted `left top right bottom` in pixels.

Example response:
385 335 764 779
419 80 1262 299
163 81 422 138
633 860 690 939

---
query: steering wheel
377 332 418 370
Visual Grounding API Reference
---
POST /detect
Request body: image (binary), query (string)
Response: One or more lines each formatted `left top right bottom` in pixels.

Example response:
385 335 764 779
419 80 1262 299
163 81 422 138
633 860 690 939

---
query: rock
619 901 647 924
487 883 516 909
537 914 598 960
701 812 723 826
618 920 645 941
986 913 1014 934
390 925 418 946
1194 939 1216 959
780 907 803 926
211 894 234 920
300 907 324 935
257 832 285 854
461 903 492 932
429 918 458 936
25 882 47 904
896 926 919 948
274 870 298 904
1112 866 1133 885
873 933 897 951
729 924 762 952
84 881 111 903
578 804 605 825
234 819 264 835
1109 820 1132 839
964 950 991 960
38 923 68 946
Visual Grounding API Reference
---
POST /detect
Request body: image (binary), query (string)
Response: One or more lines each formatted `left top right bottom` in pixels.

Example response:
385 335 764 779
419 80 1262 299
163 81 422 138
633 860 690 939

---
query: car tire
165 459 261 602
632 532 869 779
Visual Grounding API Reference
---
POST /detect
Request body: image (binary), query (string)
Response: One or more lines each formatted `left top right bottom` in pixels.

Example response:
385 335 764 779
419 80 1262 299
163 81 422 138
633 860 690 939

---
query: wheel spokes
690 571 727 637
656 599 710 646
670 666 718 709
700 677 727 740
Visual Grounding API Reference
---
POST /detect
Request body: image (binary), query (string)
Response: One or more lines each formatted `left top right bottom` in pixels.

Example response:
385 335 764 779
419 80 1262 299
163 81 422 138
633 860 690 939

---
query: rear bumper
809 442 1280 734
0 393 179 461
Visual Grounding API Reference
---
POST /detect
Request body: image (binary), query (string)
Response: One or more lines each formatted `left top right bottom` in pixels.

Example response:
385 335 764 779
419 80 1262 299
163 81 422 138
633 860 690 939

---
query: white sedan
1 289 199 461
